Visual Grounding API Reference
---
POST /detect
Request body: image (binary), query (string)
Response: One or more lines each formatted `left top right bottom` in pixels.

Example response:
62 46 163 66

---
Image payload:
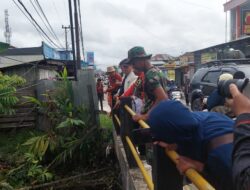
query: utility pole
62 25 70 59
225 0 228 42
68 0 77 80
77 0 85 61
4 9 11 44
73 0 81 69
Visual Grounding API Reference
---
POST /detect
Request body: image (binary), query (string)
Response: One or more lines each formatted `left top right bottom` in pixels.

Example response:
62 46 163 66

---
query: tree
0 72 25 115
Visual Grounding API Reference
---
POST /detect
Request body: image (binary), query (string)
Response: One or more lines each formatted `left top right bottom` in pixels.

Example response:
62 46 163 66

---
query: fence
112 97 215 190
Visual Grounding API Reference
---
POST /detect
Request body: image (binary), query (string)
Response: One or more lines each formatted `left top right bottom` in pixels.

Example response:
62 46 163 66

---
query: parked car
189 59 250 111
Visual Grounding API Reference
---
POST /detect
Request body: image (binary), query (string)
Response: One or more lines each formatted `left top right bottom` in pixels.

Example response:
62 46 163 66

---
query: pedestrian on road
184 79 190 106
96 78 104 111
127 46 168 121
148 100 234 190
105 66 122 109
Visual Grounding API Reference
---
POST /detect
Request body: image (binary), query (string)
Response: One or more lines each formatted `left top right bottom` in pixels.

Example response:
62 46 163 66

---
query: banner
243 10 250 34
42 42 60 60
201 52 217 64
86 52 94 65
167 69 175 80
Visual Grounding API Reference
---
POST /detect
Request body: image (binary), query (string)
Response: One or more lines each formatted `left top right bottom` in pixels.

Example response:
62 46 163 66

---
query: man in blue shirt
148 100 234 190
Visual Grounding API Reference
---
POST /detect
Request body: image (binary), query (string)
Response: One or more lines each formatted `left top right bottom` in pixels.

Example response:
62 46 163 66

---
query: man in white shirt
118 58 138 96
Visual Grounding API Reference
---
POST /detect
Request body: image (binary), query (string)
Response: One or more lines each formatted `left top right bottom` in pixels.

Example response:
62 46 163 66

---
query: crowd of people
96 46 250 190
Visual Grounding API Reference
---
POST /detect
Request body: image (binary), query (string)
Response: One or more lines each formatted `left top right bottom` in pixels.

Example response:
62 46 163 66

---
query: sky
0 0 228 70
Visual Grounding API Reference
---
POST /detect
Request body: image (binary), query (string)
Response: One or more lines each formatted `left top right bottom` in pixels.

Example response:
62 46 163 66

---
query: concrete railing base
113 129 150 190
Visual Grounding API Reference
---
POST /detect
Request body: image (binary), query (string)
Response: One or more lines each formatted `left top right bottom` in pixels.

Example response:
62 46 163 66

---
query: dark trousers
134 123 146 156
97 93 104 111
206 143 233 190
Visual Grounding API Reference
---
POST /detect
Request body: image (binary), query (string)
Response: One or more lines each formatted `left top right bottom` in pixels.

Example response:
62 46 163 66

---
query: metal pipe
165 150 215 190
125 136 154 190
124 105 150 129
114 114 121 127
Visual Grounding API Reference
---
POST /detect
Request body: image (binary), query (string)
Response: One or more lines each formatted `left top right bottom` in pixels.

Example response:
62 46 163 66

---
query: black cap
119 58 131 66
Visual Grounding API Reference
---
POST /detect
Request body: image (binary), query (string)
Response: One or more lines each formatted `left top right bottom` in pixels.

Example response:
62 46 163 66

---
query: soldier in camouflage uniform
127 46 168 121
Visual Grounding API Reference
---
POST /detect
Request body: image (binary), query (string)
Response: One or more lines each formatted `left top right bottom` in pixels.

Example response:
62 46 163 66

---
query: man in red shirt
105 66 122 109
96 78 104 111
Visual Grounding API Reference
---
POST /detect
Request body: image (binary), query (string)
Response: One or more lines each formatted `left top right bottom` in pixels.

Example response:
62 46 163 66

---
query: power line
0 55 24 63
29 0 63 48
15 0 61 48
0 57 38 87
16 0 58 47
0 80 44 97
34 0 64 48
0 56 39 78
11 0 52 46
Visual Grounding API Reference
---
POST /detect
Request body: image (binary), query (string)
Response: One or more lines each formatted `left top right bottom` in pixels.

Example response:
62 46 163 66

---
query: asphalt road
97 92 189 113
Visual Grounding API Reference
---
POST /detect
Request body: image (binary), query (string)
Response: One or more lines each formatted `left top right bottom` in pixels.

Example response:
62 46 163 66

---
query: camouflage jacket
141 66 167 114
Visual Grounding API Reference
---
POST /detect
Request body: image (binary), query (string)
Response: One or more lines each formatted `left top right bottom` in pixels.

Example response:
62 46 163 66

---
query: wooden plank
0 116 35 123
15 108 36 113
0 112 36 118
0 122 35 129
14 103 36 107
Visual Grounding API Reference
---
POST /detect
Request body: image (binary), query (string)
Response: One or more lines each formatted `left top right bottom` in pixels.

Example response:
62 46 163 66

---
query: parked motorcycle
168 85 182 101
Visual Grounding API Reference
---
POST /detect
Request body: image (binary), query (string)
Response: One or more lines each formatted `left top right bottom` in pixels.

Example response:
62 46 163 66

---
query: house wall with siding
0 55 43 67
1 65 38 82
36 69 99 130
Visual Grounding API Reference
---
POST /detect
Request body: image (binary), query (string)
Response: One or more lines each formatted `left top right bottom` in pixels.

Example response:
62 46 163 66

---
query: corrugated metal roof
151 54 175 61
0 59 42 69
0 46 43 56
0 59 65 69
193 36 250 53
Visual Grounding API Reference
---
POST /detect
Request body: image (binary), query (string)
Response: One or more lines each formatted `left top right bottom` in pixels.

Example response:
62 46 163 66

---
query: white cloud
0 0 227 70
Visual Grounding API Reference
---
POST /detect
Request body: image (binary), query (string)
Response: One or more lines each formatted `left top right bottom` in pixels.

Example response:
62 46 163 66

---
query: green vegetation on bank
100 114 112 130
0 129 44 163
0 69 120 189
0 72 25 115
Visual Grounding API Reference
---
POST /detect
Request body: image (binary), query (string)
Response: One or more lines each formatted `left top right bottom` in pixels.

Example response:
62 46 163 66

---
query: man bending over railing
147 100 234 190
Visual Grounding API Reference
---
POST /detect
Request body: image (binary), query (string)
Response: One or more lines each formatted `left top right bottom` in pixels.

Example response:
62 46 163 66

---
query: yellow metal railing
165 150 214 190
123 104 215 190
114 113 153 190
126 136 154 190
114 114 121 127
124 105 150 129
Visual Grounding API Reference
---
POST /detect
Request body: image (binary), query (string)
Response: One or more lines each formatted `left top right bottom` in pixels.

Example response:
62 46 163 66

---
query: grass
0 129 44 164
99 114 113 143
99 114 113 130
